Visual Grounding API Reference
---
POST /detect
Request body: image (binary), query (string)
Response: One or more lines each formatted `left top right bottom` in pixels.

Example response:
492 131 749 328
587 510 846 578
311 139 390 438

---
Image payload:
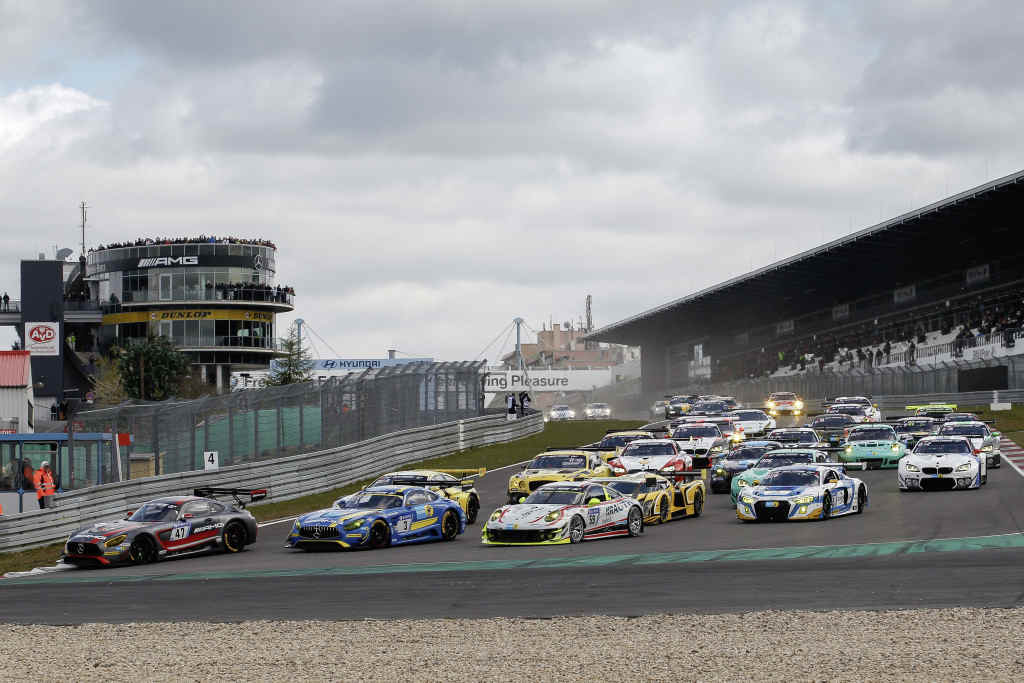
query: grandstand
587 170 1024 397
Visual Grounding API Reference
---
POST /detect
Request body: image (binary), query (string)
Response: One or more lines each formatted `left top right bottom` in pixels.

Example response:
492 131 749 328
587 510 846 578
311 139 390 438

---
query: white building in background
0 351 35 434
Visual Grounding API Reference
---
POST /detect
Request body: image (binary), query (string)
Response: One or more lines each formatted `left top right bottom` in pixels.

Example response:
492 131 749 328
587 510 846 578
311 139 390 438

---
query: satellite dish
56 247 73 261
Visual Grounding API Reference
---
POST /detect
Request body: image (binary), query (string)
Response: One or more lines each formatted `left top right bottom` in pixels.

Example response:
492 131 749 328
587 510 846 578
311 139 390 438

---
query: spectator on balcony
1 292 8 311
883 340 891 364
907 340 916 365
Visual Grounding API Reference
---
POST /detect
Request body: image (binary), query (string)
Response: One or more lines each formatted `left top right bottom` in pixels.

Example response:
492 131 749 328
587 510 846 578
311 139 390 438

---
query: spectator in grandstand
907 340 916 366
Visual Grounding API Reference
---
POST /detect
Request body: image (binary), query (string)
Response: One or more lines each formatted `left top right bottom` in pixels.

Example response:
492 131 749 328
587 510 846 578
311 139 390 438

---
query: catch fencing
0 412 543 552
74 361 485 486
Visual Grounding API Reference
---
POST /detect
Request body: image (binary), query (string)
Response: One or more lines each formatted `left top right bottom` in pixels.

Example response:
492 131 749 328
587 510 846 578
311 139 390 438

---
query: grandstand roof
588 168 1024 346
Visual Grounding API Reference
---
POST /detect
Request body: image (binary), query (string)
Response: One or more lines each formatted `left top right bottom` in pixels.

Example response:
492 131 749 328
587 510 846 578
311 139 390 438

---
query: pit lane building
587 170 1024 396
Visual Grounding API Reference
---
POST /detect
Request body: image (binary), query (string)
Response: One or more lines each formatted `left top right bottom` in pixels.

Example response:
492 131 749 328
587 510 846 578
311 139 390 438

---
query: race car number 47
169 526 189 541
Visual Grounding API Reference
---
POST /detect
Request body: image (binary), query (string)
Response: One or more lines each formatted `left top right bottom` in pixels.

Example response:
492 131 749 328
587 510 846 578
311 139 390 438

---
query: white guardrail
0 412 543 553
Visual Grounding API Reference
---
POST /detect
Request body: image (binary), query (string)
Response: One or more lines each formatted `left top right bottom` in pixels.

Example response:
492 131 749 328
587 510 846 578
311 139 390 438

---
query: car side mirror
587 498 601 507
182 513 194 519
123 511 133 520
517 496 527 504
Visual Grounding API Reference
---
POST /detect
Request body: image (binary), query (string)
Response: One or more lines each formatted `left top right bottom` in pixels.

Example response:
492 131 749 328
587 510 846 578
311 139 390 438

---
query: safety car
355 469 485 523
898 435 986 491
709 441 782 493
288 485 466 549
726 409 776 438
669 423 729 468
806 413 857 448
936 421 1001 468
892 417 940 450
609 439 693 477
583 402 612 419
730 449 829 505
593 472 705 523
547 404 576 421
828 396 881 422
507 450 612 504
840 423 906 469
765 392 804 416
906 403 957 420
736 464 867 522
62 487 264 567
482 481 644 545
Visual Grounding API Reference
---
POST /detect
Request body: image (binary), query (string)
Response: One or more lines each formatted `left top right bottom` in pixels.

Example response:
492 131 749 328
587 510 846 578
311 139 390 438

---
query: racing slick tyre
691 490 704 518
128 536 157 565
658 496 670 524
466 495 480 525
820 492 832 521
368 520 391 549
440 510 459 541
222 521 247 553
627 507 643 537
568 515 586 544
855 486 867 514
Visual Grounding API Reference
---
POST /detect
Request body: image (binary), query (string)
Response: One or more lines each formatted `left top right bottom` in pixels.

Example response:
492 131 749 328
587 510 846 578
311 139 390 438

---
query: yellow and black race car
591 473 705 523
506 450 612 504
364 469 486 524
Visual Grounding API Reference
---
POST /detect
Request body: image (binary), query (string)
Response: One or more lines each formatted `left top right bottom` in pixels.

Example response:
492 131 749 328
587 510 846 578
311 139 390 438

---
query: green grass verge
0 419 639 575
248 419 638 522
959 404 1024 434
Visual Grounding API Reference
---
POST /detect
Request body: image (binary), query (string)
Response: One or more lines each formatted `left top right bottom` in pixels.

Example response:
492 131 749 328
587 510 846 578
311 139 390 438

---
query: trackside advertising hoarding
269 358 433 372
25 322 60 356
482 370 612 393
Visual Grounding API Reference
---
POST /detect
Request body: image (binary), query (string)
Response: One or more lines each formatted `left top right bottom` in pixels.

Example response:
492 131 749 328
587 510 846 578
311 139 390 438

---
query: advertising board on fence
482 370 612 393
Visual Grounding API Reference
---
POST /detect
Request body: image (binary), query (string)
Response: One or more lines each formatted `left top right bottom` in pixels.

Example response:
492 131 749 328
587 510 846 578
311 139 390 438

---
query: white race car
830 396 881 422
482 481 644 545
583 402 612 419
825 403 875 424
898 436 986 491
669 423 729 468
547 404 575 421
936 421 1002 469
726 409 777 438
610 439 694 476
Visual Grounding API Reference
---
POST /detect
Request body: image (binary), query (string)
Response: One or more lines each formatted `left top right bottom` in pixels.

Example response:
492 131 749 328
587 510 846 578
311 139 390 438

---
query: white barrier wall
0 412 543 553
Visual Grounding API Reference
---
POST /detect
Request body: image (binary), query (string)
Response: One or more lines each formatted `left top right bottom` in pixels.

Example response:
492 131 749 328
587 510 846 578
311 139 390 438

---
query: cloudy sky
2 1 1022 361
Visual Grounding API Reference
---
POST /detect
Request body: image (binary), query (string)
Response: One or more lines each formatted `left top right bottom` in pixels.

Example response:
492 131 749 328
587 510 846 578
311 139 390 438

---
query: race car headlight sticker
489 510 502 522
343 518 366 530
956 463 972 472
793 496 814 504
544 510 562 523
740 496 754 505
104 534 127 548
904 463 920 472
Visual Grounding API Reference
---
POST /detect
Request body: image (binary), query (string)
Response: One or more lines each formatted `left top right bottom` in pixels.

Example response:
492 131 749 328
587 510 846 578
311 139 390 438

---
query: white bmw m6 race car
482 481 644 545
898 436 986 491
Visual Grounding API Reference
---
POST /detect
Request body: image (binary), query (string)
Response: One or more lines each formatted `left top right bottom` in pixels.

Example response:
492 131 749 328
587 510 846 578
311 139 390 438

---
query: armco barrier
0 412 543 553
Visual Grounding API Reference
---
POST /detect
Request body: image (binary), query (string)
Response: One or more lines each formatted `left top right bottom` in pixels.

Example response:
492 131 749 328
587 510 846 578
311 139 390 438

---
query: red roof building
0 351 34 434
0 351 32 387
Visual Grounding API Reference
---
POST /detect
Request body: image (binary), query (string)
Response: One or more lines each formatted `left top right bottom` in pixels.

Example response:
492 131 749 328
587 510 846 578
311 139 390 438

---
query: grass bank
0 419 639 575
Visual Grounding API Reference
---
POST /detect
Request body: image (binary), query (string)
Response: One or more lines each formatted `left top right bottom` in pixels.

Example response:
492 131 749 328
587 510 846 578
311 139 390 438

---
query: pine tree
265 323 313 386
117 336 191 401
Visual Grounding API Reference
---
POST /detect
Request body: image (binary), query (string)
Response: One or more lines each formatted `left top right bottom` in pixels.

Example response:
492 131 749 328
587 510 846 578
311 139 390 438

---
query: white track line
258 517 298 527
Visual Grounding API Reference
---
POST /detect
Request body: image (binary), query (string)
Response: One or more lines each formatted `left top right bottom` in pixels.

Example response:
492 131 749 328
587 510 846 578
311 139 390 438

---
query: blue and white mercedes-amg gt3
736 464 867 522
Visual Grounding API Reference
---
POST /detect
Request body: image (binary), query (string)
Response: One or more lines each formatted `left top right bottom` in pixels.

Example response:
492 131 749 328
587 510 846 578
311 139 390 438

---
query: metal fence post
152 411 161 476
227 403 234 466
275 399 282 458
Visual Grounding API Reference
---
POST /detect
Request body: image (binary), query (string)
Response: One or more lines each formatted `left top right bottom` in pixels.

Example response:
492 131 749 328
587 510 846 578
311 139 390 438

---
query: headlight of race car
740 496 755 505
344 518 366 530
795 400 804 409
737 480 749 488
956 462 973 472
714 467 726 476
981 445 993 451
711 445 725 453
903 463 920 472
104 534 127 548
792 495 814 504
845 446 853 454
891 444 900 451
544 510 561 523
489 510 502 522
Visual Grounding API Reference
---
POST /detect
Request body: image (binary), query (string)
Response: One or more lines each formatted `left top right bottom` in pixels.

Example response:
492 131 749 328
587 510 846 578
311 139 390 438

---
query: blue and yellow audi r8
287 485 466 550
736 464 867 522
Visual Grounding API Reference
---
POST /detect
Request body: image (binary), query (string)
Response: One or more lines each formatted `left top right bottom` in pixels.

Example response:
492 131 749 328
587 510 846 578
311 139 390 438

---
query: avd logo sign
25 322 60 356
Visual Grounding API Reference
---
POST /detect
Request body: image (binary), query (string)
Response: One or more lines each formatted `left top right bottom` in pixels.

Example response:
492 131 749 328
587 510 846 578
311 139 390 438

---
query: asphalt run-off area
2 440 1023 624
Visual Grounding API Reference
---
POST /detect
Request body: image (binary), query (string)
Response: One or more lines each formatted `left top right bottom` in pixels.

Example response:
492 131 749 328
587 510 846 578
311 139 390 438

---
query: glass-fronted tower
85 239 294 390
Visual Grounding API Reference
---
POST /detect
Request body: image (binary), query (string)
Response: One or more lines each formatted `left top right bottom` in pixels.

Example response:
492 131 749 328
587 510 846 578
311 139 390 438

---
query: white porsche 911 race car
482 481 644 545
898 436 986 491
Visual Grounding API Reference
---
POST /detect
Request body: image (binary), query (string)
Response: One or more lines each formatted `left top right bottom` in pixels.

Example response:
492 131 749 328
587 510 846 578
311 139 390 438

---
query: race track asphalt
3 441 1023 624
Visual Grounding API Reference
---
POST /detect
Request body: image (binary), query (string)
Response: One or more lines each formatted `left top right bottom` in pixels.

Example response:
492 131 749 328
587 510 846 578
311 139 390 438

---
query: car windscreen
523 489 583 505
828 406 865 415
770 393 796 400
598 435 640 448
672 426 720 439
759 470 819 487
847 428 895 442
622 443 676 457
835 397 870 406
811 416 855 428
938 425 987 437
895 422 934 433
341 493 403 509
551 405 570 411
606 481 643 496
589 403 609 409
914 440 971 455
769 431 816 443
529 455 587 469
129 502 180 522
944 414 978 422
733 411 768 420
724 446 773 461
693 402 727 411
754 454 814 468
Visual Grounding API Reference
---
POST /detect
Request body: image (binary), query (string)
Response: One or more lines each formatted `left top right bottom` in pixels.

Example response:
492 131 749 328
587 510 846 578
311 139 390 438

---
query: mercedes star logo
312 529 321 539
254 254 265 270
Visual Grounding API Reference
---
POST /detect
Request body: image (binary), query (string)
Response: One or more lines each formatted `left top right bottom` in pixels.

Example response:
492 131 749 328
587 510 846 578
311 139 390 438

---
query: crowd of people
715 286 1024 381
89 236 277 253
212 281 295 302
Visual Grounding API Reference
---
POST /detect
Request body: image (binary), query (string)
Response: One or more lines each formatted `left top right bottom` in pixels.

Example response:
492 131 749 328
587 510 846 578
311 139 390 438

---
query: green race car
840 423 905 469
730 449 828 505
